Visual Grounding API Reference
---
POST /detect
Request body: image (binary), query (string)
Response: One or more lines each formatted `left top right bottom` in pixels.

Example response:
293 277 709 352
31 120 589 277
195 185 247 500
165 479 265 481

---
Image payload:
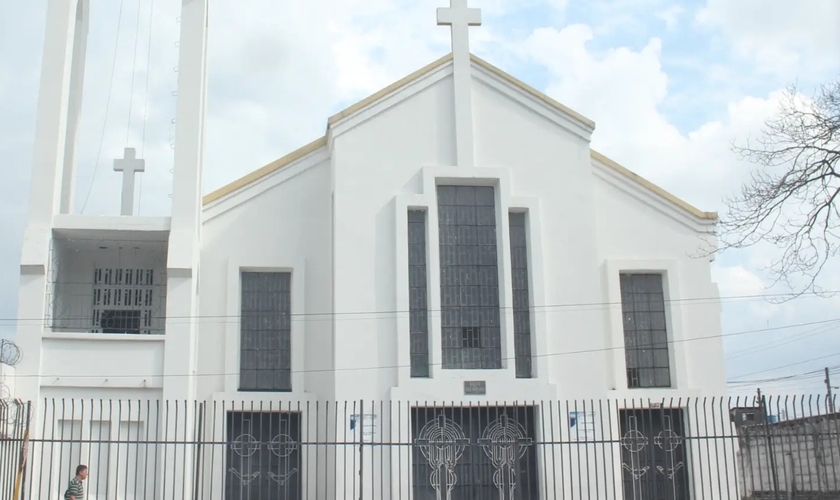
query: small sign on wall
569 410 597 441
463 380 487 395
349 413 377 443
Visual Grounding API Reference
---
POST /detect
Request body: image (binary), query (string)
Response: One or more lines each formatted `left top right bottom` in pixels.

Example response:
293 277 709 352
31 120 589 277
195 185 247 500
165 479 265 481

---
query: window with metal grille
240 272 292 391
91 268 155 334
619 273 672 388
408 210 430 377
509 212 533 378
437 185 502 369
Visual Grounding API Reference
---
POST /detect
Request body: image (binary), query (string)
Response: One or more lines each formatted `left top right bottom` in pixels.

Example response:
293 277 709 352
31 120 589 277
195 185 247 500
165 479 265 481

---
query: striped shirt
64 477 83 499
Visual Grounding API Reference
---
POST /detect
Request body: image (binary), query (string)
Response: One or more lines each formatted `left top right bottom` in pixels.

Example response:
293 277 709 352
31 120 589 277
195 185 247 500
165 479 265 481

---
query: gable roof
202 54 717 221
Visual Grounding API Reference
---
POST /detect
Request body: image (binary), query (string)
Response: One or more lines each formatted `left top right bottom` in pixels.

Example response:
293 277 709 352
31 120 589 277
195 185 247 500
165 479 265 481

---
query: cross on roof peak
437 0 481 59
436 0 481 168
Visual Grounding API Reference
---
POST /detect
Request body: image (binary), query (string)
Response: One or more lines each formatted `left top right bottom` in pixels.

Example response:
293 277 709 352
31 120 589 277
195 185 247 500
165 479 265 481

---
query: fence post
12 402 31 500
786 452 794 500
759 393 781 499
358 400 364 500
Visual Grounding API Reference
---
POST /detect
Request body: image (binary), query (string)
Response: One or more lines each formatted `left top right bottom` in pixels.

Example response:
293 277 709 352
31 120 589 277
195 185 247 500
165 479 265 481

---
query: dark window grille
91 267 155 334
509 212 533 378
438 185 502 369
239 272 292 391
99 310 141 334
408 210 430 377
619 273 671 388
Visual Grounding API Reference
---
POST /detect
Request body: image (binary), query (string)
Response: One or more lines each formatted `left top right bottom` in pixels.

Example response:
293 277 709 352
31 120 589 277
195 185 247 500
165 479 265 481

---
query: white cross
437 0 481 58
113 147 145 216
437 0 481 168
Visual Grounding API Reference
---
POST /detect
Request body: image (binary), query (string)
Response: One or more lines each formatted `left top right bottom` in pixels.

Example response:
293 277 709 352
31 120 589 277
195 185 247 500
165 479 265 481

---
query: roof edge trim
202 136 328 205
590 149 718 221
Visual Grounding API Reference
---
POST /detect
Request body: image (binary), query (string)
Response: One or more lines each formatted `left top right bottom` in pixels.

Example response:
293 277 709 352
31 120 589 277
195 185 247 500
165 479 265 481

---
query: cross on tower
113 147 145 216
437 0 481 168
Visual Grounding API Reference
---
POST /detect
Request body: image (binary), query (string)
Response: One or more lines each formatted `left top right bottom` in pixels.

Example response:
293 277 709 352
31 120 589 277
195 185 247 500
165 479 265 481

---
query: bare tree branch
716 78 840 300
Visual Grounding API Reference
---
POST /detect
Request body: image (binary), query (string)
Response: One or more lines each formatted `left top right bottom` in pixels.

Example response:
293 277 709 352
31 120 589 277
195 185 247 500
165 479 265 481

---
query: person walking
64 464 88 500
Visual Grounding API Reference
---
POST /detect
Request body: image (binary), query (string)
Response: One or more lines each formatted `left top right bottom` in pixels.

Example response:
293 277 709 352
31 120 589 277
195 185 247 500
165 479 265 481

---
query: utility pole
826 367 835 413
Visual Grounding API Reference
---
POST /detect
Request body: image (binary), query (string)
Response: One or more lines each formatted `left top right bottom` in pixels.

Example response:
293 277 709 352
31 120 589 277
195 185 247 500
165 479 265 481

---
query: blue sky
0 0 838 397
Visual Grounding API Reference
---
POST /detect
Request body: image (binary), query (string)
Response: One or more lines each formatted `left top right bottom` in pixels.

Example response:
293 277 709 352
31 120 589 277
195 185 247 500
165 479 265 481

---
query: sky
0 0 838 401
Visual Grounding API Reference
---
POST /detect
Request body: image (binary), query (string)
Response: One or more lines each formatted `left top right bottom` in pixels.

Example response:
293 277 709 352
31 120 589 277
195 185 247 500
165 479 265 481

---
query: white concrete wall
332 73 459 402
593 162 726 398
31 387 162 500
199 156 334 402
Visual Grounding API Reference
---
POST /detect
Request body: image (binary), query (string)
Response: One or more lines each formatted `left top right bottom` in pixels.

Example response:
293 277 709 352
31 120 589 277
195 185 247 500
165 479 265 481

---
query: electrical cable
2 291 840 324
727 365 840 386
729 353 840 381
726 322 839 360
125 0 143 145
80 0 127 214
137 0 156 215
6 318 840 379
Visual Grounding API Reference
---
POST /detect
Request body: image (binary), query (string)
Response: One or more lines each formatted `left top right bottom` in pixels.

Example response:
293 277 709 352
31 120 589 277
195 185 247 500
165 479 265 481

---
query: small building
731 406 767 428
738 414 840 498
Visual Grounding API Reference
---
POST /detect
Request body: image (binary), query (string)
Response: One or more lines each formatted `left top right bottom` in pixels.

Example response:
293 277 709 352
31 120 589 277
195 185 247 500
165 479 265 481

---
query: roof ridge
202 54 716 222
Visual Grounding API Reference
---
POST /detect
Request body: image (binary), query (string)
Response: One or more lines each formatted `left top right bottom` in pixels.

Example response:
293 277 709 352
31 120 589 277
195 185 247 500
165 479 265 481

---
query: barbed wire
0 382 23 427
0 339 22 366
0 339 24 429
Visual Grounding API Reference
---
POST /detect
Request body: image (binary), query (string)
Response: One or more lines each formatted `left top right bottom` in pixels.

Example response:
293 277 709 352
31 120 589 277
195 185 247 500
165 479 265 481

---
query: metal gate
411 405 538 500
619 408 689 500
225 410 301 500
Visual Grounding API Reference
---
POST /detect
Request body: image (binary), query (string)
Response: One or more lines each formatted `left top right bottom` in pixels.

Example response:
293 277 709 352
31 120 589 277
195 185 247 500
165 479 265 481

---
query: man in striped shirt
64 464 88 500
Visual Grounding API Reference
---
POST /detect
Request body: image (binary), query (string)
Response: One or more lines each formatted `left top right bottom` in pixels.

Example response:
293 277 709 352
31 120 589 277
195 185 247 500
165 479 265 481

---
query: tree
719 78 840 297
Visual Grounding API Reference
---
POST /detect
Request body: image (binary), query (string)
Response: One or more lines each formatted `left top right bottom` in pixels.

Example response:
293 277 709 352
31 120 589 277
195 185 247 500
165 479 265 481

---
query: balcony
46 234 168 335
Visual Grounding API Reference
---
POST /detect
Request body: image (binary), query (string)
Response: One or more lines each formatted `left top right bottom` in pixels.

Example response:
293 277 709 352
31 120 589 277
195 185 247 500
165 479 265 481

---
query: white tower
14 0 208 497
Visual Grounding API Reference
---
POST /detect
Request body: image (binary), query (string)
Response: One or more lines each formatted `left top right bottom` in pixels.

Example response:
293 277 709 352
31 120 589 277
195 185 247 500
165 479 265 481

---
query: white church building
9 0 730 499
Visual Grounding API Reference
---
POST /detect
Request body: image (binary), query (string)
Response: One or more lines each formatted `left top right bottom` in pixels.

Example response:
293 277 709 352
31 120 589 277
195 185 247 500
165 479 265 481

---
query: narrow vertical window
438 185 502 370
619 273 671 388
240 272 292 391
509 212 532 378
408 210 430 377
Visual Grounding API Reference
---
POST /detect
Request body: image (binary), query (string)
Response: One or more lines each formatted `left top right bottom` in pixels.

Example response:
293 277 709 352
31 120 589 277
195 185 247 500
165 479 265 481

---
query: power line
727 322 839 359
727 365 840 386
729 353 840 381
80 0 127 214
3 291 840 324
125 0 143 145
137 0 156 215
7 319 840 379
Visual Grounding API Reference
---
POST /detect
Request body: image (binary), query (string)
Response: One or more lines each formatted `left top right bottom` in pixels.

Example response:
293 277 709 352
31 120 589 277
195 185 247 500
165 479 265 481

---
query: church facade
10 1 731 499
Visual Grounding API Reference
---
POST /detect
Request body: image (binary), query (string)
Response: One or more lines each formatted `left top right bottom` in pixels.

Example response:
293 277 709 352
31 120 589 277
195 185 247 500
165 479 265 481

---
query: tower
14 1 208 496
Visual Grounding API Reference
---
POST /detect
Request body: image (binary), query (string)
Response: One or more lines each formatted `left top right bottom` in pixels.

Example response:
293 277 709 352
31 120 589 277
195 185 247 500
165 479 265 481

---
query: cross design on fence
416 414 471 500
621 416 650 480
655 415 685 479
478 414 533 500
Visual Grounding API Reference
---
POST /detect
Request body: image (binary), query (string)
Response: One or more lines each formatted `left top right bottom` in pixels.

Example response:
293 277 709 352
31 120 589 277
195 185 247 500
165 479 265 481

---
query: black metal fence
0 396 838 500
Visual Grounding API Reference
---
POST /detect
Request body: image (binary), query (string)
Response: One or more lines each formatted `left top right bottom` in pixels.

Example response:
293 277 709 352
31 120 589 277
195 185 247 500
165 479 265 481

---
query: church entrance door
619 409 689 500
411 406 539 499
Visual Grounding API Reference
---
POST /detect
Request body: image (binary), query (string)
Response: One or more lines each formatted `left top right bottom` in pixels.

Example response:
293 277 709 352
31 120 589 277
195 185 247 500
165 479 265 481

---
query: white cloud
517 19 840 392
695 0 840 76
655 5 683 31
